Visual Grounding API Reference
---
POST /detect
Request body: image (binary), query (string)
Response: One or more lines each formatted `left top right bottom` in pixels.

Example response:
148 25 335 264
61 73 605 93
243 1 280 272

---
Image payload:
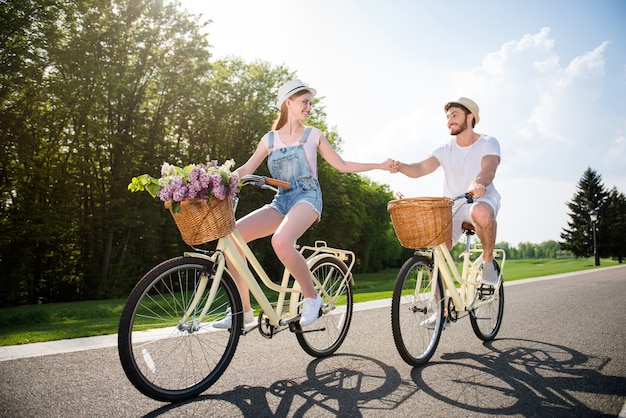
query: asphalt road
1 266 625 417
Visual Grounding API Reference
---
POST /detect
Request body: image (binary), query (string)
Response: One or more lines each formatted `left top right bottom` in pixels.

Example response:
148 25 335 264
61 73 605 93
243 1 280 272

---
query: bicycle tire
117 256 242 402
391 254 444 366
296 255 353 357
470 261 504 341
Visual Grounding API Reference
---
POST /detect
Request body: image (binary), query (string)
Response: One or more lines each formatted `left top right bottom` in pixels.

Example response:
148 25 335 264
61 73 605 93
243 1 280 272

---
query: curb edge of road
1 265 624 362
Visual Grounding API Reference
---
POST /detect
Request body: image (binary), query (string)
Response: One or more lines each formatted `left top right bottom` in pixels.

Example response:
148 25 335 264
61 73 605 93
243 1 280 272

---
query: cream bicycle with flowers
387 194 506 366
119 161 355 402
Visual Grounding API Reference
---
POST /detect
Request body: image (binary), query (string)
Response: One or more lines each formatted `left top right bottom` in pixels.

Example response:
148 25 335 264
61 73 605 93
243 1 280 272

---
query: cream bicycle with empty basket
118 175 355 402
387 194 505 366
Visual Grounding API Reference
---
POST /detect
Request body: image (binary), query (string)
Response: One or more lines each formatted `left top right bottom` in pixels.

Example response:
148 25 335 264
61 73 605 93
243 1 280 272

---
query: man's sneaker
213 308 255 329
299 295 323 327
480 260 499 286
420 313 449 330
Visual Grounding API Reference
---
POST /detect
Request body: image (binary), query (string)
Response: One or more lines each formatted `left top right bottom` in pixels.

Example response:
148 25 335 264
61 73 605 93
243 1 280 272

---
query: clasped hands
381 158 401 173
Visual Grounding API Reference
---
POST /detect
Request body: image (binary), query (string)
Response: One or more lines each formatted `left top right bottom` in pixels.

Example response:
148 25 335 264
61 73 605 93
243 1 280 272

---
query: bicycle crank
447 298 458 322
288 322 327 334
257 311 277 338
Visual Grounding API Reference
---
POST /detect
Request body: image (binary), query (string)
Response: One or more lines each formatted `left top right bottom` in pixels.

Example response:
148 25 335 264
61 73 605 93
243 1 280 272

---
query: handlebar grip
265 177 291 189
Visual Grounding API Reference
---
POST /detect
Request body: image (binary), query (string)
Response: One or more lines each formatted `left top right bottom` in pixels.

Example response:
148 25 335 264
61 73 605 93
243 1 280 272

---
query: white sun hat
445 97 480 125
276 79 317 109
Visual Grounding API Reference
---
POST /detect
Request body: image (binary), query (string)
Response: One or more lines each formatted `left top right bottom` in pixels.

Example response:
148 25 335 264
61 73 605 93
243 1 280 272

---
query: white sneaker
213 308 255 329
420 313 449 330
299 295 323 326
481 261 499 286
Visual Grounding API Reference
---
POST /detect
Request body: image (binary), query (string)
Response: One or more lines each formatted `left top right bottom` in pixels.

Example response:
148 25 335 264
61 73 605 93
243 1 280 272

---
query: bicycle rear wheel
118 256 242 402
470 261 504 341
391 254 444 366
296 256 353 357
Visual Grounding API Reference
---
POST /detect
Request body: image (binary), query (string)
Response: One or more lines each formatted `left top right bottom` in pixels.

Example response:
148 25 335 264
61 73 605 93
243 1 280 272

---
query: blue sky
179 0 626 245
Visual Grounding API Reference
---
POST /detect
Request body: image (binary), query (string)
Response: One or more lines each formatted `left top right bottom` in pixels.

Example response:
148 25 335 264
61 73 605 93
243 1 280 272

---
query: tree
602 188 626 263
560 168 609 258
0 0 232 304
1 0 80 304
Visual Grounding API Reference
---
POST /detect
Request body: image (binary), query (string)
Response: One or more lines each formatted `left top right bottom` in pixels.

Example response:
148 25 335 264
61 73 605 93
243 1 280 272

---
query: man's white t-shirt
431 134 501 212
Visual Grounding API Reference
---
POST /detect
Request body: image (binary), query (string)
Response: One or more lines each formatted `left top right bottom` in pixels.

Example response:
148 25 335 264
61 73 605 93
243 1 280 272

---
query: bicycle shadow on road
143 353 418 417
410 337 625 417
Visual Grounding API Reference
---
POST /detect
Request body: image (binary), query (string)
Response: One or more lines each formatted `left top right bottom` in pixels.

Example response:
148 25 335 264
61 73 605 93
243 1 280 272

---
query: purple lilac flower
172 186 188 201
202 174 211 189
168 177 187 201
157 183 174 201
228 175 239 198
187 167 204 199
213 184 226 200
206 173 220 197
157 188 170 201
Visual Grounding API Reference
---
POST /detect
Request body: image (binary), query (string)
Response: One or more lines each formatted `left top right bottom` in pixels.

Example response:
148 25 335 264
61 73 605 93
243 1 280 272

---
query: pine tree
560 168 609 258
602 188 626 263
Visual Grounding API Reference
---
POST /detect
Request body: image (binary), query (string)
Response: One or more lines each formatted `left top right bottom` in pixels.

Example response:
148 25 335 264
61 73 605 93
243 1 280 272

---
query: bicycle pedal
279 314 301 327
241 323 258 336
478 284 495 297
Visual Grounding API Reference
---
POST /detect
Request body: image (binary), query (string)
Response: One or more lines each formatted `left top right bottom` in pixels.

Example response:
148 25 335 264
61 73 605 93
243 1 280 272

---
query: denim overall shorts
267 127 323 220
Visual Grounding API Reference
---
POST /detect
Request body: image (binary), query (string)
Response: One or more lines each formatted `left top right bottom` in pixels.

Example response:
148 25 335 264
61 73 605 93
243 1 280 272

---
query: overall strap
299 127 312 144
268 131 275 151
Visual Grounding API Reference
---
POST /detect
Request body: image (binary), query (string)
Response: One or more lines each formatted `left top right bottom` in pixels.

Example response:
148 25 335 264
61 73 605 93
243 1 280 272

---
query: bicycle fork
178 251 227 332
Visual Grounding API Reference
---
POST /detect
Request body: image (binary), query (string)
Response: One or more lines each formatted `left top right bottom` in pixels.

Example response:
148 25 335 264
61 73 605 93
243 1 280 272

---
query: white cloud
561 41 608 86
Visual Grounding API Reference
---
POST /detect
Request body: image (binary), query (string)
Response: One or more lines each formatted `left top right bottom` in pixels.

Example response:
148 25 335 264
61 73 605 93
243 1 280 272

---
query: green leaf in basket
145 182 161 198
128 174 160 198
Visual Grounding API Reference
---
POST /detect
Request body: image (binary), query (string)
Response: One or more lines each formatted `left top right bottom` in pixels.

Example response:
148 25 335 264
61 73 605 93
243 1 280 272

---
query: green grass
0 299 127 346
0 257 620 347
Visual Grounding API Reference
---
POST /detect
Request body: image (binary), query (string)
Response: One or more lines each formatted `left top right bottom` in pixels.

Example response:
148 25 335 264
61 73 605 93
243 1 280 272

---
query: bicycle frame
181 230 355 329
431 232 506 313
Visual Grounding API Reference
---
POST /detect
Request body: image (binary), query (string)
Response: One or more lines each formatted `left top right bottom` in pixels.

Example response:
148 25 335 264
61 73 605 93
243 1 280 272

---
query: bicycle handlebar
266 177 291 189
239 174 291 191
453 193 474 204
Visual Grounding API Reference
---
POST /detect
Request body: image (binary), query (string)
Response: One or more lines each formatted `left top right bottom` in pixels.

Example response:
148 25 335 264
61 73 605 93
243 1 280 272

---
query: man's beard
449 119 468 135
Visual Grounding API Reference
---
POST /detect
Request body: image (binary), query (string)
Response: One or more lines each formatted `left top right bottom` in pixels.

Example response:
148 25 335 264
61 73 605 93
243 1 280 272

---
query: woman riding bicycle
214 78 395 328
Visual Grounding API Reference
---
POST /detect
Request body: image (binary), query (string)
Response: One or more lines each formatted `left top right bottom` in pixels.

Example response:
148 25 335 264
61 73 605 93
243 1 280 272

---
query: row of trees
2 1 621 307
494 240 562 259
0 0 403 306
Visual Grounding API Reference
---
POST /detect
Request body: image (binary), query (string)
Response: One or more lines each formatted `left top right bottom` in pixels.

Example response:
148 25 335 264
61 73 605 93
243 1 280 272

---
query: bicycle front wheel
118 256 242 402
296 256 353 357
470 261 504 341
391 254 444 366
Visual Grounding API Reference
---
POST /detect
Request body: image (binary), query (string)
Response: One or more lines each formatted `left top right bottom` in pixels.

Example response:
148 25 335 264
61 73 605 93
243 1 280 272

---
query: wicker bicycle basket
165 197 235 246
387 197 453 249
